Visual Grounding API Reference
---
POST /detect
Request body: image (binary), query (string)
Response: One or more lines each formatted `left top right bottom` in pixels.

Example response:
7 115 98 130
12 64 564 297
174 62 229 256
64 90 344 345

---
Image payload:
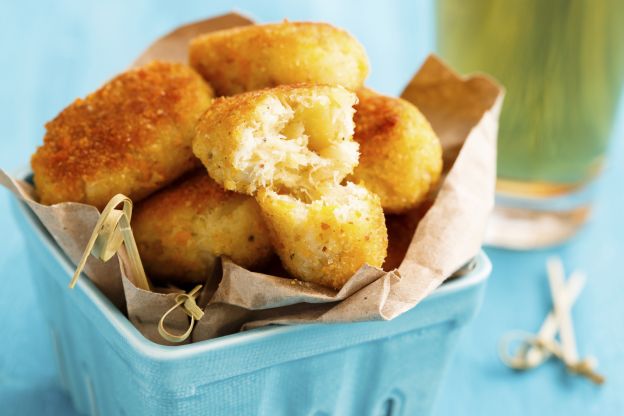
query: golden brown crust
31 61 214 209
351 88 443 213
132 170 273 286
256 183 387 290
189 21 369 95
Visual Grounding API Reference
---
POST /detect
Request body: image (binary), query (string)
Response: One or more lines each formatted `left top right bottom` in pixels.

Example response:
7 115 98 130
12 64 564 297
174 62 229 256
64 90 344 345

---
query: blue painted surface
0 1 622 415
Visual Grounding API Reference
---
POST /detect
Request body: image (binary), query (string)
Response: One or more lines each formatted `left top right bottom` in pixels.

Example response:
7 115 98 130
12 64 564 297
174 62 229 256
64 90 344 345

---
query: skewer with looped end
70 194 205 343
499 331 604 385
499 256 605 385
158 285 205 343
70 194 150 291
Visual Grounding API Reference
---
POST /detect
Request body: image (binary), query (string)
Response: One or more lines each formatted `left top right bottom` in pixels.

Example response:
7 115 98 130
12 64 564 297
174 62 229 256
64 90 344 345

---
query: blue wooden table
1 1 622 414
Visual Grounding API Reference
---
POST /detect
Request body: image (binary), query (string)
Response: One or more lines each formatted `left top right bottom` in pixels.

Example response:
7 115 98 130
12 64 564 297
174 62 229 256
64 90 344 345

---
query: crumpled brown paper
2 13 503 345
0 171 126 310
117 250 191 345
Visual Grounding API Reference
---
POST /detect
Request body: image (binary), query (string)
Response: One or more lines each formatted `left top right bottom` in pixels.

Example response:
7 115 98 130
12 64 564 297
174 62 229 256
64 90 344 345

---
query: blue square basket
11 195 490 416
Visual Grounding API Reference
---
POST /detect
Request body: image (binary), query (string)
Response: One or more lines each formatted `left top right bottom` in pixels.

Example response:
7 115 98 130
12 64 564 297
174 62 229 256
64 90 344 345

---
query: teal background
1 1 623 414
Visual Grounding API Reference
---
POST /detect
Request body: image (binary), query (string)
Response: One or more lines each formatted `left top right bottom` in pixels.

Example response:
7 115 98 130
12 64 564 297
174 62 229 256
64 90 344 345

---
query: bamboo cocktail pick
70 194 150 291
70 194 208 343
158 285 205 343
499 271 584 369
499 256 604 385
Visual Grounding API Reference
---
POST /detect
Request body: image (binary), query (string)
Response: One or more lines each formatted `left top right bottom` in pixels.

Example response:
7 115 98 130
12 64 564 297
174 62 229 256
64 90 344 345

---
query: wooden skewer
524 270 585 366
499 257 604 385
533 338 605 385
547 257 579 363
70 194 150 291
158 285 204 343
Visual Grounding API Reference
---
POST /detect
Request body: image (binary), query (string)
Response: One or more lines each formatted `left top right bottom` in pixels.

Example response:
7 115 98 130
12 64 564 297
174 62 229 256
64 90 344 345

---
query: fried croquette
256 182 388 290
351 88 443 214
31 61 214 210
189 21 369 96
193 84 359 196
132 170 273 286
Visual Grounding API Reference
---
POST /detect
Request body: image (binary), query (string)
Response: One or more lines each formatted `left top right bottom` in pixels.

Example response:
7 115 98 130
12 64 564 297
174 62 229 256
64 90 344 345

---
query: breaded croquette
351 88 443 214
189 21 369 96
193 84 359 196
132 170 273 286
31 61 214 210
256 183 387 290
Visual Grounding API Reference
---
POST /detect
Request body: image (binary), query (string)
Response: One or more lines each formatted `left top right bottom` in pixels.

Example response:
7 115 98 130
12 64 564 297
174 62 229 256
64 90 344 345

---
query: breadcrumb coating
193 84 359 196
132 170 273 286
257 182 387 290
189 21 369 96
351 88 443 213
31 61 214 209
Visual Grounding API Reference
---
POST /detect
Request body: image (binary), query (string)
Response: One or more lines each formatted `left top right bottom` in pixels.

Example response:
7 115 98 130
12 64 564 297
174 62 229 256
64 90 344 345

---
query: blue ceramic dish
11 195 490 416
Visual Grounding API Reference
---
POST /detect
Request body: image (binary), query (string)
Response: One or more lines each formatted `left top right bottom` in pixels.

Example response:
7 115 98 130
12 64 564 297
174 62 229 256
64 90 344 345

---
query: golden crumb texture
31 60 214 210
132 170 273 286
257 182 387 290
189 21 369 96
350 88 443 213
193 84 359 196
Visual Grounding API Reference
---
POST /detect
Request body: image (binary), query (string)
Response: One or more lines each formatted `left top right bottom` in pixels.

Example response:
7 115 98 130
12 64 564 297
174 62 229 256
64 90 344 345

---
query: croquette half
193 84 359 196
132 171 273 286
31 61 214 209
256 182 387 290
351 88 443 213
189 21 369 96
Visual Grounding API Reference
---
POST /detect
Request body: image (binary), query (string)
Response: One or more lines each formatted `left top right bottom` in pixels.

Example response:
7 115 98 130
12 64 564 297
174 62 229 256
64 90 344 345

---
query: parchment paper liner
119 251 191 345
2 13 502 345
